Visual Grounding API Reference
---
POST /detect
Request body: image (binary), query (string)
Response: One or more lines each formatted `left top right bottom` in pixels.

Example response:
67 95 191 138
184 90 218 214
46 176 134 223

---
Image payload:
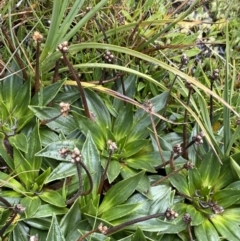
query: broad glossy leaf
0 172 26 193
85 89 111 128
230 157 240 179
13 80 31 119
39 190 66 207
46 214 65 241
35 168 51 188
214 158 235 190
10 221 29 241
169 173 190 196
60 200 82 236
32 204 68 218
101 203 140 222
220 208 240 224
185 205 204 226
123 139 150 158
132 228 146 241
211 215 240 241
9 133 28 153
21 196 41 218
98 171 144 214
46 163 76 183
213 189 240 208
81 133 102 196
40 129 60 146
0 69 23 111
129 92 168 141
0 132 14 170
121 166 151 198
199 151 221 188
194 219 219 241
76 116 106 150
25 122 42 176
28 106 77 134
107 160 121 183
24 218 51 229
13 147 33 189
31 79 65 105
36 140 79 161
125 157 156 173
188 168 202 196
113 104 133 141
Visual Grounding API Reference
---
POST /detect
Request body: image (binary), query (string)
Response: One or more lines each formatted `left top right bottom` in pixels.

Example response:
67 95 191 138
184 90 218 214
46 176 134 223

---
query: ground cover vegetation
0 0 240 240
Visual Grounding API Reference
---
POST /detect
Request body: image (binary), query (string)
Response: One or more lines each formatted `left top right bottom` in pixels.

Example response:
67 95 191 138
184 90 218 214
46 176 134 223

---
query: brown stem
155 140 195 170
98 150 113 195
187 223 194 241
61 52 91 119
0 212 17 238
152 166 185 186
106 212 165 235
169 152 175 170
77 213 165 240
77 228 99 241
66 160 93 205
40 113 62 125
1 26 28 80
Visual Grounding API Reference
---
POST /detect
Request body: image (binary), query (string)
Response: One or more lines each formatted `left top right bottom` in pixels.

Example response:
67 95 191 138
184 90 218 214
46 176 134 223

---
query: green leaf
60 200 82 237
11 222 29 241
85 89 111 128
185 205 204 226
107 160 121 183
211 215 240 241
125 157 156 173
0 172 26 194
132 228 146 241
81 132 102 196
46 163 76 183
199 151 221 188
230 156 240 179
0 132 14 170
46 214 66 241
13 147 33 189
31 79 65 105
21 196 41 218
213 189 240 208
194 219 219 241
169 173 190 196
75 115 106 150
39 190 66 207
36 140 79 161
123 140 150 158
113 104 133 141
121 166 151 198
35 168 51 188
188 168 202 196
0 70 23 111
28 106 77 134
25 122 42 177
13 80 31 120
101 203 140 222
98 171 144 214
32 204 68 218
9 133 28 153
220 208 240 225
